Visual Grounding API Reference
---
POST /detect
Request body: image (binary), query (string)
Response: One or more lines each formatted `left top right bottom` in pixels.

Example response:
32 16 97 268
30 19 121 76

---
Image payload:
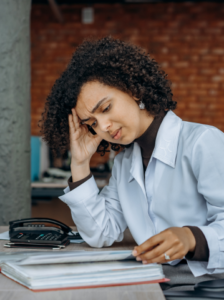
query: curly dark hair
40 36 176 156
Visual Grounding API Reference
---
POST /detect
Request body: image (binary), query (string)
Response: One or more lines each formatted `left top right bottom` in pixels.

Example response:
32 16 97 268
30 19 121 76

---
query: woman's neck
137 110 154 139
135 110 166 169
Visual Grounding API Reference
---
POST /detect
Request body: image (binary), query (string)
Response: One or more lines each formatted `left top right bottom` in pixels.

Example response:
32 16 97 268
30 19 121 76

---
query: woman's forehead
76 81 113 118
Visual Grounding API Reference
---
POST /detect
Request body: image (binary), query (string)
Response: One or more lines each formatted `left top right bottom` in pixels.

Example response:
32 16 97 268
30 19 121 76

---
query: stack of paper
0 250 168 291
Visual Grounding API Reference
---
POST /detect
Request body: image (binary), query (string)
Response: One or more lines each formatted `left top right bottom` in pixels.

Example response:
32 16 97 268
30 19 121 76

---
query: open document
0 250 134 265
0 250 168 291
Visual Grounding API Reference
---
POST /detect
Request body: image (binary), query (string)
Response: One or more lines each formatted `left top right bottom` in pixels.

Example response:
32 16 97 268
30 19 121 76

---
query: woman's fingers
155 246 184 264
69 114 83 141
167 251 185 262
133 233 165 257
71 108 80 131
68 114 75 134
68 109 79 133
69 109 85 137
133 227 191 265
137 241 169 261
140 243 181 264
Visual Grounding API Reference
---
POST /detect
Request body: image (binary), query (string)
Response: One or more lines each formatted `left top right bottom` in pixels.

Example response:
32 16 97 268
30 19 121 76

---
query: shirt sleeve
59 154 127 248
187 127 224 276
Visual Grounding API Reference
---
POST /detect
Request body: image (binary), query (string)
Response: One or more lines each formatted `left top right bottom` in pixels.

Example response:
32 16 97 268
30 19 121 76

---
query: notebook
0 250 169 291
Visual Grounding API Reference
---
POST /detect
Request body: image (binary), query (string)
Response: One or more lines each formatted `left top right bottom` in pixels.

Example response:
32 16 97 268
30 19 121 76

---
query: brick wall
31 2 224 166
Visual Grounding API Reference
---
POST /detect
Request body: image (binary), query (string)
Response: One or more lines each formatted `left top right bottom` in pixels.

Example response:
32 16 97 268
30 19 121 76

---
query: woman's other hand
132 227 196 264
69 108 102 181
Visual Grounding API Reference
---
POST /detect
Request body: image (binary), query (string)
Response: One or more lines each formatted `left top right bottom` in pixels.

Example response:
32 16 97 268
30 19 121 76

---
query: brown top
184 226 209 261
68 173 92 190
135 111 166 172
68 111 209 262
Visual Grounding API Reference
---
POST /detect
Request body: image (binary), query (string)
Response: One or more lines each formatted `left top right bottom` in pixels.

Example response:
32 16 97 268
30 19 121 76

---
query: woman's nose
98 117 112 132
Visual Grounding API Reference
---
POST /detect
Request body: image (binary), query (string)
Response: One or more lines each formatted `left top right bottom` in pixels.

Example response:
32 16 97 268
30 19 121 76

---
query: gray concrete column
0 0 31 224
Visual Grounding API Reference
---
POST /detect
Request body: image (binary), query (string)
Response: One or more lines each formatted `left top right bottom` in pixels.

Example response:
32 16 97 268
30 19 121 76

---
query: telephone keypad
11 232 66 245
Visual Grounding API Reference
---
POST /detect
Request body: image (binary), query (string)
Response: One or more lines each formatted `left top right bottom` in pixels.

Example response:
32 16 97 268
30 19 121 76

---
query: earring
139 101 145 110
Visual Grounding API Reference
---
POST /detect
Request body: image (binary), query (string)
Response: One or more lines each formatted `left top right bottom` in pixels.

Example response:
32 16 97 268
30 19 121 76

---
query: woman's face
76 81 153 145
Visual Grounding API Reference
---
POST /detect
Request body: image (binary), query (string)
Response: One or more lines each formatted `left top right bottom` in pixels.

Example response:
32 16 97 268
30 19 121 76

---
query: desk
0 226 165 300
31 182 68 199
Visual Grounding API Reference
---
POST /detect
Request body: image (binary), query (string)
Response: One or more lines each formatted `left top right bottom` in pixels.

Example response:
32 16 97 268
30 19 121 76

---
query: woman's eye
91 120 97 128
103 104 110 113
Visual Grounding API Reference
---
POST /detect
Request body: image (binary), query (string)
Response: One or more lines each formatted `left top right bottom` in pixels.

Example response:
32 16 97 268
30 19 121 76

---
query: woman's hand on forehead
68 108 102 166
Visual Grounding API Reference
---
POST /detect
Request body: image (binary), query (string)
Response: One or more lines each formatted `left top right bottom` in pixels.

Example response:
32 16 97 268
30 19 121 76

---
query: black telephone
5 218 82 249
87 124 96 135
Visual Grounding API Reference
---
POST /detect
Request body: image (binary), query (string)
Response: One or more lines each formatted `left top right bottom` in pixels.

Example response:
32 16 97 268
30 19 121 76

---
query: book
0 250 168 291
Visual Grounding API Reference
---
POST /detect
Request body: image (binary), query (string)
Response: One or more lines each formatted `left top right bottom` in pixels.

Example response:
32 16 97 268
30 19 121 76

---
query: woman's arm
59 154 127 247
59 109 127 247
133 127 224 275
188 127 224 273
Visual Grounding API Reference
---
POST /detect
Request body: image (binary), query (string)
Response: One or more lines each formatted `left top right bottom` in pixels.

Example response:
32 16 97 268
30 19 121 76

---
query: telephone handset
87 125 96 135
9 218 72 235
7 218 82 249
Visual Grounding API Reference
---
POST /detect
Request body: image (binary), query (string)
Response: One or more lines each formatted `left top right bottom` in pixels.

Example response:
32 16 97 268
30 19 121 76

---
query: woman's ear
133 96 139 102
133 96 141 107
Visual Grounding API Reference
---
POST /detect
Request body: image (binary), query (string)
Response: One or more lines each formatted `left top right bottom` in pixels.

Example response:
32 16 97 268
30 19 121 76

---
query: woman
41 37 224 289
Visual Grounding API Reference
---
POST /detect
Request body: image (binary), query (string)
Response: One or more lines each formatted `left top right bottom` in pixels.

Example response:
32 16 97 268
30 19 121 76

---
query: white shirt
59 111 224 277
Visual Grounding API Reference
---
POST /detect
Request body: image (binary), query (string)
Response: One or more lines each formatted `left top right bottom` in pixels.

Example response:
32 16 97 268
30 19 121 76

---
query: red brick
31 2 224 153
212 76 224 82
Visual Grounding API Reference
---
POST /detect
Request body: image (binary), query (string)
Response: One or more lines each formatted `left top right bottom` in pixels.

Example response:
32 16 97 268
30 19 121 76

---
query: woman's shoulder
180 120 224 150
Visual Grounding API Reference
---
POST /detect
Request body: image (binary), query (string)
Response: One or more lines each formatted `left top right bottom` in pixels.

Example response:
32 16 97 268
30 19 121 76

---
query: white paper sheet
68 231 84 243
70 239 84 243
18 250 133 265
0 231 9 240
0 250 134 265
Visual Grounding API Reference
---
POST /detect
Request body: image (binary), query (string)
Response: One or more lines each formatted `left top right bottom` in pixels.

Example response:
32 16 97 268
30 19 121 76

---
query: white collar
128 111 182 189
153 110 182 168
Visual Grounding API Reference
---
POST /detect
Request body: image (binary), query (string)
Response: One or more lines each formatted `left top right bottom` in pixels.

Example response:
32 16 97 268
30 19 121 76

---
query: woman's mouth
112 128 122 140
